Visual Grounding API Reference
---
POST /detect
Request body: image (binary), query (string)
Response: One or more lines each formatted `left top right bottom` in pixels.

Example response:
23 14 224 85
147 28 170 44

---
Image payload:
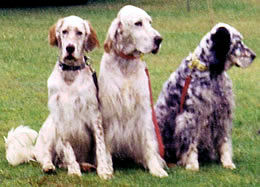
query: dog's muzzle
250 52 256 61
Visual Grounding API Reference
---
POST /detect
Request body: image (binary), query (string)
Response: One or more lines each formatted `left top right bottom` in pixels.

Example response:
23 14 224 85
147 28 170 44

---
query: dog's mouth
151 47 159 54
235 63 240 67
64 54 76 61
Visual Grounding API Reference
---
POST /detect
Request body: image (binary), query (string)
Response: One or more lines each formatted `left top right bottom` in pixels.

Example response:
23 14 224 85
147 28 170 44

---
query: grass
0 0 259 186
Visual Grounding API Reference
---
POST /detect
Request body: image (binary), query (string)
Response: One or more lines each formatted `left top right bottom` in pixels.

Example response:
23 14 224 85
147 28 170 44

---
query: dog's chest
120 76 144 114
190 73 233 113
104 68 148 118
48 69 95 121
211 76 233 108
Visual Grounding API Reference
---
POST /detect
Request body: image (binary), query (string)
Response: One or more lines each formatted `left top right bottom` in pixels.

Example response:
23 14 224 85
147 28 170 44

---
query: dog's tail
4 125 38 166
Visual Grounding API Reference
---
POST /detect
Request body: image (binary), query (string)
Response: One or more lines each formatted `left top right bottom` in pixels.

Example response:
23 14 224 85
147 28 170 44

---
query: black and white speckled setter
155 23 256 171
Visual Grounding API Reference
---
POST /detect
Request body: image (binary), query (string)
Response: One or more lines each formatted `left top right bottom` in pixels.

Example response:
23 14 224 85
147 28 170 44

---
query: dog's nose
66 45 75 54
251 52 256 61
154 36 163 47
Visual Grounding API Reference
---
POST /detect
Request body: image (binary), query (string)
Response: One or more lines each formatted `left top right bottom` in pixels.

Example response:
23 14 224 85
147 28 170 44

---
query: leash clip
140 53 144 61
84 56 95 73
84 56 93 66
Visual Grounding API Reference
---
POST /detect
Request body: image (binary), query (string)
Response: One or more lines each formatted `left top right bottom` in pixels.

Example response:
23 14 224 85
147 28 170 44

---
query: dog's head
49 16 99 63
198 23 256 76
104 5 162 56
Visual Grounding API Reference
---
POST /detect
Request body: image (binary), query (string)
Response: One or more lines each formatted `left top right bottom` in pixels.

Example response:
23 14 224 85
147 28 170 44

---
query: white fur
99 5 167 178
5 126 38 166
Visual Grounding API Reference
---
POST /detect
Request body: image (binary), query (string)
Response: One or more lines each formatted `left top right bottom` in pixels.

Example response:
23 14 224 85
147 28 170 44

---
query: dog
98 5 168 177
155 23 256 171
5 16 113 179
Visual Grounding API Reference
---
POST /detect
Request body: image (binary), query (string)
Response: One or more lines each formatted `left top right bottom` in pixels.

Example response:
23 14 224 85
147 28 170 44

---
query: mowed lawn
0 0 259 186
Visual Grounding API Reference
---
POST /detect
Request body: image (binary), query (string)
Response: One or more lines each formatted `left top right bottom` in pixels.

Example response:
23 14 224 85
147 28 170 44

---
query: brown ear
48 18 64 47
104 18 121 53
85 22 100 52
48 24 58 46
104 35 112 53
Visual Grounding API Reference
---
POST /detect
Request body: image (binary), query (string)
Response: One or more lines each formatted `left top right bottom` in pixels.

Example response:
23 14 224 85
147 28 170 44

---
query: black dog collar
59 61 86 71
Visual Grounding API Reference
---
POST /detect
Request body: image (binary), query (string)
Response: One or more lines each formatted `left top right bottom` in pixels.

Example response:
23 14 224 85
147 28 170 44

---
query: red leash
179 53 207 113
179 75 192 113
145 68 165 158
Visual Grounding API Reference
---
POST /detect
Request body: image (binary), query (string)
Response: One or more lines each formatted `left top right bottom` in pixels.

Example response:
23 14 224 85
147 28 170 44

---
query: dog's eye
135 21 143 26
76 31 83 36
62 30 68 34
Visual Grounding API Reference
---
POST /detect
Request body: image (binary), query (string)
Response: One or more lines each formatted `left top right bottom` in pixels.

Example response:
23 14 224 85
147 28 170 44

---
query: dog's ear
104 34 112 53
104 18 121 53
48 18 63 47
48 24 58 46
84 21 100 52
211 26 231 62
210 26 231 76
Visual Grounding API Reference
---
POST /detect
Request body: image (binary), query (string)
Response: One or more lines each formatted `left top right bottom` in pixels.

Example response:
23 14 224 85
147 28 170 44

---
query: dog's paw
43 164 56 174
147 156 168 177
185 150 199 171
98 172 113 180
149 167 168 178
68 164 82 176
185 162 199 171
223 162 236 170
221 154 236 170
97 166 113 180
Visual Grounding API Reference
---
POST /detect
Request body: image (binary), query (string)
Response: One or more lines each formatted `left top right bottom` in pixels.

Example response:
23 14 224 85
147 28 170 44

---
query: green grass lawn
0 0 259 186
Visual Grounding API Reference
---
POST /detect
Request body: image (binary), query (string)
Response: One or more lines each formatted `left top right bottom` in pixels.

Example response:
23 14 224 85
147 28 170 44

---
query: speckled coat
155 23 255 170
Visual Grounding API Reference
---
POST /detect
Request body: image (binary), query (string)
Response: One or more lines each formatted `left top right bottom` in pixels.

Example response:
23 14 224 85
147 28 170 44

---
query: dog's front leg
175 111 199 171
219 137 236 169
60 141 82 176
34 116 56 173
141 111 168 178
218 113 236 169
91 112 113 180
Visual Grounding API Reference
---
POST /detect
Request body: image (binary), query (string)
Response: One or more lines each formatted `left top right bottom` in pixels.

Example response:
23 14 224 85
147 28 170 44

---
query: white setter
5 16 113 179
98 5 168 177
155 23 256 171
